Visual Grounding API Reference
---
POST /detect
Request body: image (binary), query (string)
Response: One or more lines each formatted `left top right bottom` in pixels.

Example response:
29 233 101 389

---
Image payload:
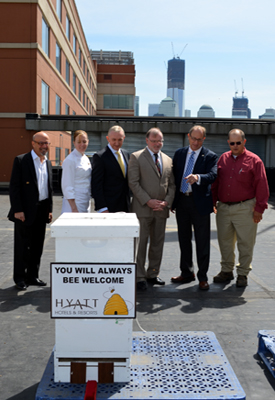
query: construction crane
171 42 188 59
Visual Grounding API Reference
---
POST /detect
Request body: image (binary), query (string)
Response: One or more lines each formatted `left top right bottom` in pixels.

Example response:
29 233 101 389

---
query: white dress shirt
146 146 163 174
31 149 48 201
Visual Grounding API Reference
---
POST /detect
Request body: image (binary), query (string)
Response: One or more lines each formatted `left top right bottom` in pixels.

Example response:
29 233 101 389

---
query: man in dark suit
171 125 218 290
8 131 53 290
92 125 130 213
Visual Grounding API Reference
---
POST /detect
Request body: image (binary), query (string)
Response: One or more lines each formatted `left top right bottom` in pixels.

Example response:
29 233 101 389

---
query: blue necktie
181 151 195 193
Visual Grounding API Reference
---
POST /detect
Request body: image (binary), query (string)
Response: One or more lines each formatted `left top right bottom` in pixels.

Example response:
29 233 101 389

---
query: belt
180 192 193 196
223 198 253 206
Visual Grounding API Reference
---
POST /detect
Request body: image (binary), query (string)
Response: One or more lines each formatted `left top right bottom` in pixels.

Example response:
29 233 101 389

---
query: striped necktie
154 153 161 176
181 151 195 193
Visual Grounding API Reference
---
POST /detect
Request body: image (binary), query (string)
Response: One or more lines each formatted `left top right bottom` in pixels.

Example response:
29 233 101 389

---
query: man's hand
48 213 53 223
213 203 217 214
253 210 262 223
147 199 167 211
14 212 25 222
184 174 198 185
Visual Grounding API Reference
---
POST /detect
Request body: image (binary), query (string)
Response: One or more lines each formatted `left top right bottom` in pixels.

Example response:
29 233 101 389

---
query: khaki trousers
216 198 257 276
136 216 167 282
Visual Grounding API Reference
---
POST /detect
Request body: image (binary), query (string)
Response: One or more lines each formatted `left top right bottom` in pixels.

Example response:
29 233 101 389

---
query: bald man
8 132 53 290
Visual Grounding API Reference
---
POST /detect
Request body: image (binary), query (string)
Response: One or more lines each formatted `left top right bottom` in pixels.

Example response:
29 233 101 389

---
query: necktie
116 151 125 177
181 151 195 193
154 153 161 176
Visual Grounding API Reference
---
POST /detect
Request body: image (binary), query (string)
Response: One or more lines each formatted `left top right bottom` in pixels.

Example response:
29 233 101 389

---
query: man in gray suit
128 128 175 291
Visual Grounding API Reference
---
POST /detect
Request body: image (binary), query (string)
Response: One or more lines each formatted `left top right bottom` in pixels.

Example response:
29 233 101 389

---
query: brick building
0 0 97 184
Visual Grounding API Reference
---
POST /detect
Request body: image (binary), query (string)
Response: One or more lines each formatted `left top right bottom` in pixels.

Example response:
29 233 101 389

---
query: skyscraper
232 93 251 118
167 58 185 117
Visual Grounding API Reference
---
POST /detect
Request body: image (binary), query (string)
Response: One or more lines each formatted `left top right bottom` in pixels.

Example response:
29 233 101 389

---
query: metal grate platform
258 330 275 379
35 331 245 400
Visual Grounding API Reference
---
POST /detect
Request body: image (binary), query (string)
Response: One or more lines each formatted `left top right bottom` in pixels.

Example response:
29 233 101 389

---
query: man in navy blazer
8 132 53 290
92 125 130 213
171 125 218 290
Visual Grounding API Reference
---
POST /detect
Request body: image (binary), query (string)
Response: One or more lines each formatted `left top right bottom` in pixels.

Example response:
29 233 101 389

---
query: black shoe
15 281 27 290
147 277 165 286
137 281 147 291
27 278 47 287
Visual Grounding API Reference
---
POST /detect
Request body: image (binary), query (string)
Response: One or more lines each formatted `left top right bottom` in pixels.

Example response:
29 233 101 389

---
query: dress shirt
211 148 269 214
181 146 202 193
146 147 163 174
108 143 127 174
31 149 48 201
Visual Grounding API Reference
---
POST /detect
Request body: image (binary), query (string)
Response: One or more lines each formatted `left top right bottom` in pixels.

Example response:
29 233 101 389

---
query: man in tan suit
128 128 175 291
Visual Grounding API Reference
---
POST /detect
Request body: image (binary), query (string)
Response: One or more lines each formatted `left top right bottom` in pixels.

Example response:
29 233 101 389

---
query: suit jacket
91 146 130 212
128 147 175 219
172 146 218 216
8 152 53 226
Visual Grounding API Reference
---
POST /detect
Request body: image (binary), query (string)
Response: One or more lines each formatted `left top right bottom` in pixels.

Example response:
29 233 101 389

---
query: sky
75 0 275 118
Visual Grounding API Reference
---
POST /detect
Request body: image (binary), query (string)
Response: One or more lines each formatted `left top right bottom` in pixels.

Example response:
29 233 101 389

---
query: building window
66 15 70 40
79 82 81 101
103 94 134 109
73 110 76 115
104 74 112 80
73 72 76 94
42 17 49 56
83 59 85 75
78 48 81 65
83 91 85 106
73 34 76 54
66 60 70 85
56 94 61 114
65 103 70 115
65 148 70 157
41 81 49 114
56 147 61 166
56 43 61 73
56 0 62 20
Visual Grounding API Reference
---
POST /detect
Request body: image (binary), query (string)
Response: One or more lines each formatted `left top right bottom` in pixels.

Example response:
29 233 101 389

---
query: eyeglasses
189 135 204 143
229 141 242 146
33 141 51 146
148 139 164 144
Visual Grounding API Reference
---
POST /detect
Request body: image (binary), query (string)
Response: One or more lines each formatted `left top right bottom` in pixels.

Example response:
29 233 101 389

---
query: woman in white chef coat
61 130 91 213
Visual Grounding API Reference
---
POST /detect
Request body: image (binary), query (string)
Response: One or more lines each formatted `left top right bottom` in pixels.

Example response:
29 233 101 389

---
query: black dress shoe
15 281 27 290
27 278 47 286
147 277 165 286
171 274 195 284
137 281 148 291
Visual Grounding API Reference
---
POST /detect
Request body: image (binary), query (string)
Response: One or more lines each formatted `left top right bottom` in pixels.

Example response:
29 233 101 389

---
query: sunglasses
229 141 242 146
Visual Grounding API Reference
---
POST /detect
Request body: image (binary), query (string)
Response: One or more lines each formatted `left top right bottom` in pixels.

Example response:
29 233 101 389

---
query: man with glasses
171 125 218 290
128 128 175 291
8 132 53 290
212 129 269 287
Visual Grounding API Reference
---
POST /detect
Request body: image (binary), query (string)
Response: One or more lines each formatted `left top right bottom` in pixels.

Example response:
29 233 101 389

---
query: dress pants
136 216 167 282
13 199 49 284
216 199 257 276
176 194 210 282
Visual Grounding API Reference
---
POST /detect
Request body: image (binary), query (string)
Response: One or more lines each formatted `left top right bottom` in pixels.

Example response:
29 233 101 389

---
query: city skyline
75 0 275 118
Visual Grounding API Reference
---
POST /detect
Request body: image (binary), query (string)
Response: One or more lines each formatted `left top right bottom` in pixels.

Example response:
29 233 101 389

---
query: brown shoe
213 271 234 283
236 275 247 287
171 274 195 284
199 281 209 290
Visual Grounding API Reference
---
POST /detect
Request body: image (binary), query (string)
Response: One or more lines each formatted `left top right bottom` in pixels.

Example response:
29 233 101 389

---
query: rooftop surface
1 194 275 399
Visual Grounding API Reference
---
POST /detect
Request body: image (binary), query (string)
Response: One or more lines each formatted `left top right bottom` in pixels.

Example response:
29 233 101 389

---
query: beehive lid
51 213 139 238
